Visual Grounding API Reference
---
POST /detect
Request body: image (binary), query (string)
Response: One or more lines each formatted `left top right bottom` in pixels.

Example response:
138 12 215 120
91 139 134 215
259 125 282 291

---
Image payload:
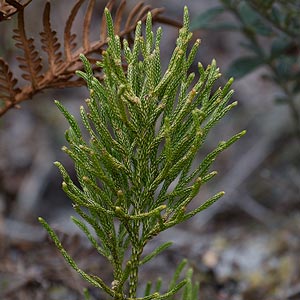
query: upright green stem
129 220 142 298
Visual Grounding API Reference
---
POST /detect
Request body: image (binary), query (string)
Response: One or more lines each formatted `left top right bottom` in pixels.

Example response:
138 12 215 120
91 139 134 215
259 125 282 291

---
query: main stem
129 220 142 298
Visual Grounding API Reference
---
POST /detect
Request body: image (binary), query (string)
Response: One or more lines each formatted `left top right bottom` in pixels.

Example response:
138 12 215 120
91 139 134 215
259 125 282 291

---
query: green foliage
39 6 244 300
227 56 265 78
191 0 300 138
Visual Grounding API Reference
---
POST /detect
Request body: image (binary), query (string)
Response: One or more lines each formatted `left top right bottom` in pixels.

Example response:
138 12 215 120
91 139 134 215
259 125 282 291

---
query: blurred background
0 0 300 299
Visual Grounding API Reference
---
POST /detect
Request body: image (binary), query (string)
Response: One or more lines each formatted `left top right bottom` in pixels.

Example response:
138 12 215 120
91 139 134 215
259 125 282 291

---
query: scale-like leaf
99 0 115 41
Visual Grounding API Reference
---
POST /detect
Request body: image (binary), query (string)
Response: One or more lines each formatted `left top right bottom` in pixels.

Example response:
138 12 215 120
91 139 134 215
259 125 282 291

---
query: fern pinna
39 6 245 300
0 0 180 116
0 0 31 22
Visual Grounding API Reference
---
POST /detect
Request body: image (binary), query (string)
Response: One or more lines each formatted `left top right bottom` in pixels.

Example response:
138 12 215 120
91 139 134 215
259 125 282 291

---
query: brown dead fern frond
0 0 181 117
13 9 44 88
64 0 85 63
0 0 31 22
0 59 21 108
40 2 63 76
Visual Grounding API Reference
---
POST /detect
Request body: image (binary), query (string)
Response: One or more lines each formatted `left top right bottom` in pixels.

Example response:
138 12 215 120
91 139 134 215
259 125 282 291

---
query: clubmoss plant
39 6 245 300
